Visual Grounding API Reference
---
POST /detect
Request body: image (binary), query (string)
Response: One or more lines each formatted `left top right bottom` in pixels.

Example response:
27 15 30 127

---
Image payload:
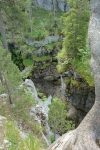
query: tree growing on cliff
0 46 21 104
0 0 28 50
57 0 90 72
48 0 100 149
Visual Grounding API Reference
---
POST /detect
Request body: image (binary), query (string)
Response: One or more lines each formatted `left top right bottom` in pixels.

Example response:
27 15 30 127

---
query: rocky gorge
0 0 95 149
9 31 95 127
24 34 95 126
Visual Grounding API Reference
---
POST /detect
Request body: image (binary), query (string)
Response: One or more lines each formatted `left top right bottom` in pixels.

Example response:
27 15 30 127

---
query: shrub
6 121 43 150
48 98 74 135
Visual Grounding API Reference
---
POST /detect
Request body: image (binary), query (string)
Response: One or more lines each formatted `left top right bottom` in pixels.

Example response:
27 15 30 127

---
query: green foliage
21 66 33 79
44 41 62 51
57 0 90 62
0 2 93 149
25 8 50 40
73 46 94 85
38 91 47 101
12 87 34 123
11 87 42 135
0 85 43 145
6 121 20 150
33 55 51 62
23 59 33 67
48 98 75 135
19 134 42 150
57 0 91 84
32 28 48 41
6 121 43 150
25 7 62 40
57 48 70 73
0 47 21 93
0 47 42 136
50 133 55 143
9 48 25 71
0 0 29 38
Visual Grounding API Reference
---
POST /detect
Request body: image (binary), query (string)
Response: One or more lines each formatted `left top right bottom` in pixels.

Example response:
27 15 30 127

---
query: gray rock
0 94 8 98
30 95 53 145
26 35 60 47
24 79 53 145
33 0 69 12
62 72 95 125
24 79 40 102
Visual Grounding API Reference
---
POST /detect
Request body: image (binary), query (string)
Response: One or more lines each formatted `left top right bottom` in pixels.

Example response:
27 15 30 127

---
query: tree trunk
0 72 4 85
29 7 33 34
48 0 100 149
0 12 8 50
4 76 13 104
0 72 12 104
52 0 56 21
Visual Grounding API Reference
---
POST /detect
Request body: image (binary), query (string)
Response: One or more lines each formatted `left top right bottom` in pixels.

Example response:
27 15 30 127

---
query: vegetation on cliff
0 0 96 150
57 0 93 85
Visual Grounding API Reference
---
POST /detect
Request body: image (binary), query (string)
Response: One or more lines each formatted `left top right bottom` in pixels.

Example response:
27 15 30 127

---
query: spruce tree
57 0 90 72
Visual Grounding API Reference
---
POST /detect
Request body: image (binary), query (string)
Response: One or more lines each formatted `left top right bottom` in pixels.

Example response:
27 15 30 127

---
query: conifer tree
57 0 90 71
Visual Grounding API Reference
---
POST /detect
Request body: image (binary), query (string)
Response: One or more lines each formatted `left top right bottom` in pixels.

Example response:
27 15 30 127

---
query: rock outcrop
32 68 95 125
33 0 69 12
24 79 53 145
26 35 60 47
62 70 95 125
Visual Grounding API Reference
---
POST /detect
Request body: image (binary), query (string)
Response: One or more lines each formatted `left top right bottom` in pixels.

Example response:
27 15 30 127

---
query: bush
6 121 43 150
48 98 74 135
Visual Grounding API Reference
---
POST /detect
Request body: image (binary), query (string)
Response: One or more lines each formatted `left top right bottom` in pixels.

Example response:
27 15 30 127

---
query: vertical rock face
33 0 69 11
62 71 95 125
67 84 95 124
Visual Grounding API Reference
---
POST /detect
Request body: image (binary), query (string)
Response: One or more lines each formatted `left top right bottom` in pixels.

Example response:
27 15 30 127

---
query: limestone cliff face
33 0 69 11
63 71 95 125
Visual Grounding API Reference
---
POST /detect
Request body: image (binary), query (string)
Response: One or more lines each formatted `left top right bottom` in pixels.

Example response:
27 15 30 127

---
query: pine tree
57 0 90 72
